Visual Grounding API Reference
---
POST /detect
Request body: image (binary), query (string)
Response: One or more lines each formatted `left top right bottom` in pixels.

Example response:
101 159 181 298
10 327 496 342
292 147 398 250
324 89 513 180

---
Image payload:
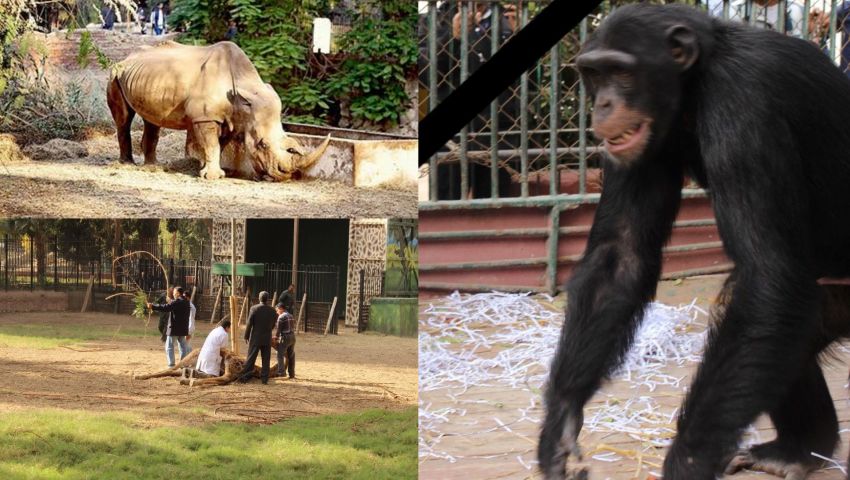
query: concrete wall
367 297 417 338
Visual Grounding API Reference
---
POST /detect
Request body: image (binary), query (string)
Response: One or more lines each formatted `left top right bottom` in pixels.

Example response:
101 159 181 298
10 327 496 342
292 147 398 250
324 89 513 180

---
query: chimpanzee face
577 17 699 166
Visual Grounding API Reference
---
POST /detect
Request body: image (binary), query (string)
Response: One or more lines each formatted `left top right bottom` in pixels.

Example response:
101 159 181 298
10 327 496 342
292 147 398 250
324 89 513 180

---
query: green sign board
211 263 265 277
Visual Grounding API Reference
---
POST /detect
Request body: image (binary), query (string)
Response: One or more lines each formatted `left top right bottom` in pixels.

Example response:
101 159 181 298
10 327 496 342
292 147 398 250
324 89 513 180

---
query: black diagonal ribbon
419 0 602 164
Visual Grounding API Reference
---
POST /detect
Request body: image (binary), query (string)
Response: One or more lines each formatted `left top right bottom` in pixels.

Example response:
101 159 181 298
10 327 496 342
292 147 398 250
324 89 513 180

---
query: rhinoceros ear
227 89 252 109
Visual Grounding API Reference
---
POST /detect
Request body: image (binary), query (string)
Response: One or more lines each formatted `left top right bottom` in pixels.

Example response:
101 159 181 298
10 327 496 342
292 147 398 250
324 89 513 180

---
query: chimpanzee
539 4 850 480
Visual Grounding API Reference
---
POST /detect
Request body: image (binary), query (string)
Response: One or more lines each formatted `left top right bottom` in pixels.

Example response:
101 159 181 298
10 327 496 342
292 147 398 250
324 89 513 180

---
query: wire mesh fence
419 0 850 203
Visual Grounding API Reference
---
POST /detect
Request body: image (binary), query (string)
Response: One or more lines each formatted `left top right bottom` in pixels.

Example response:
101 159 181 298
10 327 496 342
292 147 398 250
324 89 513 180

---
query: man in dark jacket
279 284 295 313
156 291 169 343
148 286 192 367
238 291 277 384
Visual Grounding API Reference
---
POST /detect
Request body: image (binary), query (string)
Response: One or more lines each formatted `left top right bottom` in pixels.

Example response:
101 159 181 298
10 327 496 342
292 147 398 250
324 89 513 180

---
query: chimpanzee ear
666 24 699 71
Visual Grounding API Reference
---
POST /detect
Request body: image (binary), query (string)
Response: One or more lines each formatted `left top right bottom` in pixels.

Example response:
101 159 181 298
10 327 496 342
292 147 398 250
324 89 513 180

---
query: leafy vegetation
0 407 417 479
0 3 114 144
170 0 416 129
327 2 417 125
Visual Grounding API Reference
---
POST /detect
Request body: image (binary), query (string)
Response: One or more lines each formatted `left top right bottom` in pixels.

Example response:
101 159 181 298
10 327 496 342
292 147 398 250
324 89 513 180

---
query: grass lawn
0 407 417 479
0 323 152 349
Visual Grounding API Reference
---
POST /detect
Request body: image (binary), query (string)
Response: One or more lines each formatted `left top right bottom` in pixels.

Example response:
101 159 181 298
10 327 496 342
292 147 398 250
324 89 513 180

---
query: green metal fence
419 0 848 209
419 0 849 292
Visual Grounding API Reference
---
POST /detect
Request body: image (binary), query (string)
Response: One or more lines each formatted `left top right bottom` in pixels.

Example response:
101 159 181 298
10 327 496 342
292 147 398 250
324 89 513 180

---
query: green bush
169 0 416 130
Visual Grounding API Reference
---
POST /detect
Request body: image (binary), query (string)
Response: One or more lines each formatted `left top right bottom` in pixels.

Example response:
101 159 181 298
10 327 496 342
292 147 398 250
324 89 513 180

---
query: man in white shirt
190 320 231 378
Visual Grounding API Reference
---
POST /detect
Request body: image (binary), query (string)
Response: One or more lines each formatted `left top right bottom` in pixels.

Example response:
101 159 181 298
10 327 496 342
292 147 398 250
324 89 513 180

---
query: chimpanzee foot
724 442 820 480
541 419 585 480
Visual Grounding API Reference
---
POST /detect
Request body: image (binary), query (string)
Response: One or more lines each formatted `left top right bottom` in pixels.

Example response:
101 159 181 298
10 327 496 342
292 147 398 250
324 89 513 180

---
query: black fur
539 4 850 479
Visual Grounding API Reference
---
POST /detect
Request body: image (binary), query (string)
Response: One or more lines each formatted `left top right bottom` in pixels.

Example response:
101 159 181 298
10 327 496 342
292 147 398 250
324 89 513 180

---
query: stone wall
35 27 178 71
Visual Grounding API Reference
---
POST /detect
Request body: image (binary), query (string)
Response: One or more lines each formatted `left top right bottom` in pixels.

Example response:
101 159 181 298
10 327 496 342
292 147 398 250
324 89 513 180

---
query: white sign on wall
313 18 332 54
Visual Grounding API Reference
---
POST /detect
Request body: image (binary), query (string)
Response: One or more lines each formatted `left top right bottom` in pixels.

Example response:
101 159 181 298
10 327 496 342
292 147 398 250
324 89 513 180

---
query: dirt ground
419 275 850 480
0 311 418 427
0 131 417 218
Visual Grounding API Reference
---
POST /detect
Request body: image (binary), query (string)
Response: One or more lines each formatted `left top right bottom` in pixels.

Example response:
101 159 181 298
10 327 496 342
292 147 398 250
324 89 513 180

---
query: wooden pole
81 274 94 313
209 286 222 323
323 296 338 336
294 292 306 333
291 218 299 291
271 290 278 307
230 219 239 356
189 285 197 303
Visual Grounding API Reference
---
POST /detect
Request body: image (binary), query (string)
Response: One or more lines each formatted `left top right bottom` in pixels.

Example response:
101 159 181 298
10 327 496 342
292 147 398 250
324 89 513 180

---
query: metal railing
419 0 848 207
419 0 844 292
0 236 210 291
249 263 341 305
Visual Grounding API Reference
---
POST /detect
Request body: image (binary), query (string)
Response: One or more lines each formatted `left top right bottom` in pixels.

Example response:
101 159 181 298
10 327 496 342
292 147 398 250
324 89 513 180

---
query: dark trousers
240 343 271 382
276 333 295 378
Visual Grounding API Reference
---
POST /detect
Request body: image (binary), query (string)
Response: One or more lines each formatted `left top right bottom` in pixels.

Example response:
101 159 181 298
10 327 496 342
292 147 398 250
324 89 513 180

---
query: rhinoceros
106 41 330 180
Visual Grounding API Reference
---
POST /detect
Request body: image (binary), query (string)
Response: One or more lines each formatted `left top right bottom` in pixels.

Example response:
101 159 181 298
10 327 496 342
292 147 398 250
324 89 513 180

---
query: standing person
182 289 196 344
280 284 295 313
137 4 147 34
274 303 296 379
147 286 192 367
193 320 231 377
237 291 277 384
102 4 116 30
224 20 238 41
150 2 166 36
155 290 169 343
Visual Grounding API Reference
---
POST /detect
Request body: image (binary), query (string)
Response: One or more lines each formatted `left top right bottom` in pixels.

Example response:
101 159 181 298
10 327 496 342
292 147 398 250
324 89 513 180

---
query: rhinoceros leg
194 121 226 180
141 120 160 165
106 77 135 164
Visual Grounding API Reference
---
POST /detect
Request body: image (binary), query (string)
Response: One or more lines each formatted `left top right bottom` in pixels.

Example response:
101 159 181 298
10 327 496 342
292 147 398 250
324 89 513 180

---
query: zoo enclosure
355 258 419 333
0 235 210 291
420 0 845 202
419 0 840 293
0 234 407 333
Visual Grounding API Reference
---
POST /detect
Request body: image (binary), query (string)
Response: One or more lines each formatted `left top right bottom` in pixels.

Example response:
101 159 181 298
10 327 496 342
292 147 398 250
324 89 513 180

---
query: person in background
156 290 169 343
148 286 192 367
150 2 166 36
137 4 148 34
274 303 296 379
836 2 850 77
102 4 116 30
280 284 296 313
225 20 238 41
182 289 196 344
237 291 277 384
705 0 805 38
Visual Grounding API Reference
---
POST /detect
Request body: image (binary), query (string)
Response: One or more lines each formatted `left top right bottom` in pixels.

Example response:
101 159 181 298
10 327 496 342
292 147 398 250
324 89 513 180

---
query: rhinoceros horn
296 134 331 171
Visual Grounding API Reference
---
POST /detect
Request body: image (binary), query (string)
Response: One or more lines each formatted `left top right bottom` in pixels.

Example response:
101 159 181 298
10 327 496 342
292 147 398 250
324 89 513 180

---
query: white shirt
195 326 230 376
150 8 165 28
188 302 196 335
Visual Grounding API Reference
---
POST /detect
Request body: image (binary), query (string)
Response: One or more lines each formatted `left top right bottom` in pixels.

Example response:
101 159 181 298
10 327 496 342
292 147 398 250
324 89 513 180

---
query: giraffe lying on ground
133 348 281 387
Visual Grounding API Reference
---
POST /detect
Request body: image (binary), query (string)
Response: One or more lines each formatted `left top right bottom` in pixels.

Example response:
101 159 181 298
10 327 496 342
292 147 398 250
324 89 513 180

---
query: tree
8 219 53 287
